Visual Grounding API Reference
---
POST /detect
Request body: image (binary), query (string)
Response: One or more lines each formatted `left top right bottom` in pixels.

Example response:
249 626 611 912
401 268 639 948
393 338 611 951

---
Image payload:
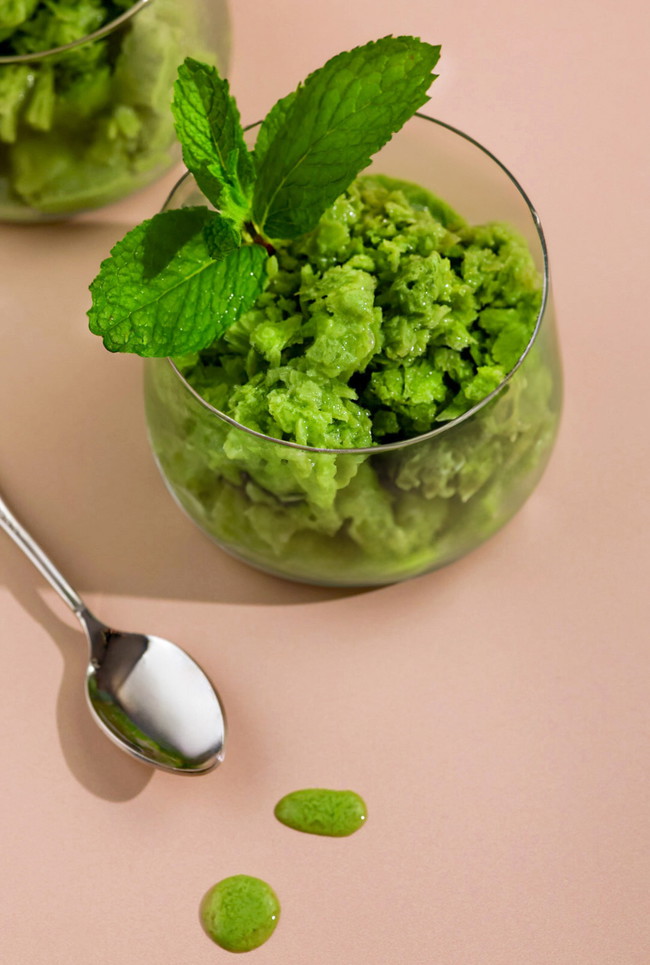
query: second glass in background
0 0 230 221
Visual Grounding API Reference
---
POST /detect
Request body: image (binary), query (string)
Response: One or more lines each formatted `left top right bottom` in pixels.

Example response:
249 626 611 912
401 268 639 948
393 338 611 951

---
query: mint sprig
88 37 440 358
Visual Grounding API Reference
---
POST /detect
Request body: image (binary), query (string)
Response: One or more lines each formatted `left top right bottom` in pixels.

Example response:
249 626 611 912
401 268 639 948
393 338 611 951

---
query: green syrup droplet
200 874 280 953
274 788 367 837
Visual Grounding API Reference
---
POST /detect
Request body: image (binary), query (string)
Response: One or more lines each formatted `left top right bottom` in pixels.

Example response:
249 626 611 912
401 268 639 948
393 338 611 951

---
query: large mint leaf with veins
252 36 440 239
88 208 267 357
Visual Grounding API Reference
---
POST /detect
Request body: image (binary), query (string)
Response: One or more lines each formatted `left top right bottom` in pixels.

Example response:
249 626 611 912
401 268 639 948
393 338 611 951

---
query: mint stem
245 223 276 255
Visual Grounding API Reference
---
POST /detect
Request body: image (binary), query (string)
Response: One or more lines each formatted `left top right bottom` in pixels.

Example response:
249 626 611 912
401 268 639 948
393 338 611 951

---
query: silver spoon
0 490 225 775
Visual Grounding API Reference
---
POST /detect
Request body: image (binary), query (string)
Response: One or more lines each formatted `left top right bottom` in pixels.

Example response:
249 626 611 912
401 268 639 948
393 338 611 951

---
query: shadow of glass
2 553 153 802
0 219 363 607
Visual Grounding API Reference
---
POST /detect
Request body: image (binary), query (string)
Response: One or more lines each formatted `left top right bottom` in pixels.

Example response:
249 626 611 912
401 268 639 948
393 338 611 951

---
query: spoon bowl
83 614 225 773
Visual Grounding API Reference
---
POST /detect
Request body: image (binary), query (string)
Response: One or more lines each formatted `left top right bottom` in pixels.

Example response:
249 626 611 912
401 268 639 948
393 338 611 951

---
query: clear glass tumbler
0 0 230 220
144 113 562 587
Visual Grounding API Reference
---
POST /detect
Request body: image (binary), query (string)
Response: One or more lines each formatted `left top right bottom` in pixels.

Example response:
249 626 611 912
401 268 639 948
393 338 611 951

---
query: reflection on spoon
0 489 225 774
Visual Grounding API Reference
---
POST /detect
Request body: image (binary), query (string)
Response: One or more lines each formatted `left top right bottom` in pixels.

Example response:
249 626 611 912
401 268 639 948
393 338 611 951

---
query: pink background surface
1 1 649 962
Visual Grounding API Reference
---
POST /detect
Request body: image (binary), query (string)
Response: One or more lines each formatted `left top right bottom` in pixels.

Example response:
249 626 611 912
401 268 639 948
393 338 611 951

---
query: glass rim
161 111 550 457
0 0 152 64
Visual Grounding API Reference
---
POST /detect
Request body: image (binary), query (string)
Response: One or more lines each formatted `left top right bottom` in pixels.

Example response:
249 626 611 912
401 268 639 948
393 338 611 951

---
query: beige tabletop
1 1 648 962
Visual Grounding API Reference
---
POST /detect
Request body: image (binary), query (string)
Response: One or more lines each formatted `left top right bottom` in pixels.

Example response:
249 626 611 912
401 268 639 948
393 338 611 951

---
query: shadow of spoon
4 554 152 801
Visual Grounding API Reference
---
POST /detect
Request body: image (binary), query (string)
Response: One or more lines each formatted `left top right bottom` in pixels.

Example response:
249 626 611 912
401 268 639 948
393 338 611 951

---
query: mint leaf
172 58 254 227
203 215 240 260
253 89 297 167
252 36 440 239
141 206 214 279
89 209 267 357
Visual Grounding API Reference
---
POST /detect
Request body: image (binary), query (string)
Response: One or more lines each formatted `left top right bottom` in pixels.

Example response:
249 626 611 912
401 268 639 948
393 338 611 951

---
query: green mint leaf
253 89 297 167
141 206 215 279
202 215 241 260
252 36 440 238
172 58 254 227
88 208 268 357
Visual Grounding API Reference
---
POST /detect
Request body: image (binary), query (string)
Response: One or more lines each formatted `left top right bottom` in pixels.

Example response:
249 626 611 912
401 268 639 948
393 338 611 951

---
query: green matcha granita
144 168 560 585
0 0 228 218
178 175 542 445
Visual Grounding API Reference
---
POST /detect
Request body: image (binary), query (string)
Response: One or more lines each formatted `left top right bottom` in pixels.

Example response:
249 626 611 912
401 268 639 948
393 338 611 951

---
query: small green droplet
200 874 280 953
274 788 367 837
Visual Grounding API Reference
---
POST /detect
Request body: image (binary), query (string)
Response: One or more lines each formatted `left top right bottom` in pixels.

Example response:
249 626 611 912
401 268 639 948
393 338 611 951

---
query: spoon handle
0 492 85 614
